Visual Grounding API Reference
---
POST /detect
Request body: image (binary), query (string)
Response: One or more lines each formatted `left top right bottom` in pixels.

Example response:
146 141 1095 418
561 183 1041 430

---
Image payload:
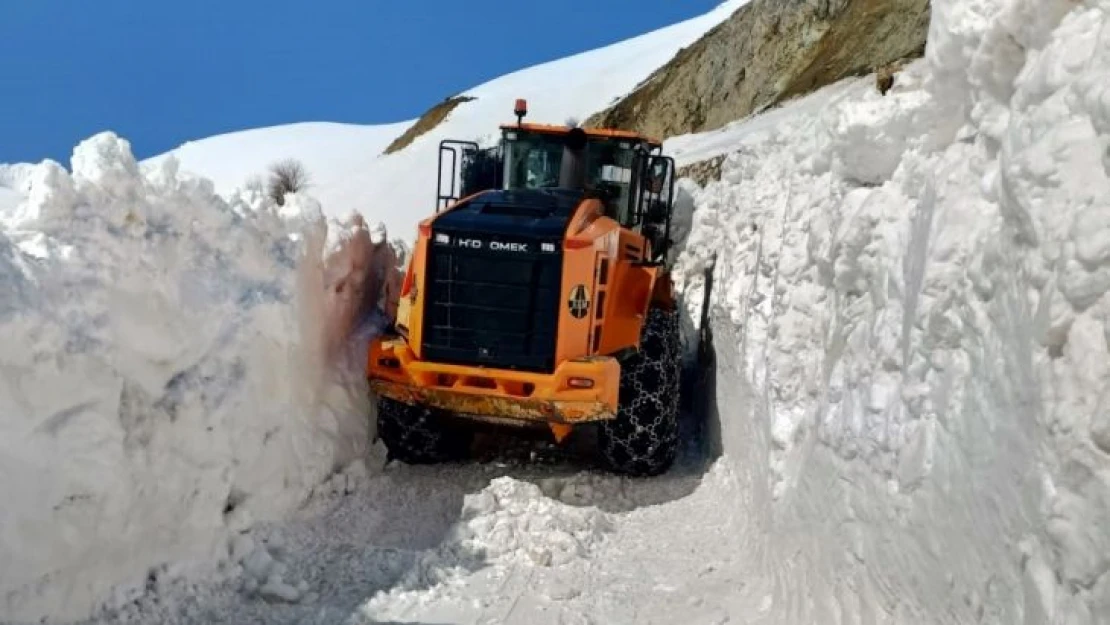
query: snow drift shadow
330 467 616 623
414 433 715 515
251 466 477 625
70 460 477 625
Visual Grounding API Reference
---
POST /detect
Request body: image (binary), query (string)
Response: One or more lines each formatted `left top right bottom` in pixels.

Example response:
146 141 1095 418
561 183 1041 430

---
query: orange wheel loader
367 99 683 476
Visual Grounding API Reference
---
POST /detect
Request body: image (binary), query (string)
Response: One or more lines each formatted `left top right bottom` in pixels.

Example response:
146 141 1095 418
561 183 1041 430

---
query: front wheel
375 396 472 464
598 306 682 476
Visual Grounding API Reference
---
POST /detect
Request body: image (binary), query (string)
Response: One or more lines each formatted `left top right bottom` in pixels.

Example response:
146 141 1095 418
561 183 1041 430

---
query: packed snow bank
673 0 1110 620
358 476 614 620
0 164 33 214
0 133 398 623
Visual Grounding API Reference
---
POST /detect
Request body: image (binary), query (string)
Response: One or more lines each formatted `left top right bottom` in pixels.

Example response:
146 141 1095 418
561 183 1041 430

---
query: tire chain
376 397 469 464
599 307 682 476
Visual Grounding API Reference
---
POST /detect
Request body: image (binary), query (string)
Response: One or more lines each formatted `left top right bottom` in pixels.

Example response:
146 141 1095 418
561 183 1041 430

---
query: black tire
375 396 472 465
598 306 682 476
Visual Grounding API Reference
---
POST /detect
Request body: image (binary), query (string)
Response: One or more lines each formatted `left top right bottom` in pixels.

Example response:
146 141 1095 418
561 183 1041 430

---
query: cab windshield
502 130 639 223
503 131 564 189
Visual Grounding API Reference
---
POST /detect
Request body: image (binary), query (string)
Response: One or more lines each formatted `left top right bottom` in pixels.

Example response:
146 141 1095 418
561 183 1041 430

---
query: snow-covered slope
144 0 748 240
140 121 408 221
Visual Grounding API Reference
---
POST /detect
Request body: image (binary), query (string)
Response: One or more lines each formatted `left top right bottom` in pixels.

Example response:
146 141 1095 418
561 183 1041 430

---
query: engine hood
431 188 585 240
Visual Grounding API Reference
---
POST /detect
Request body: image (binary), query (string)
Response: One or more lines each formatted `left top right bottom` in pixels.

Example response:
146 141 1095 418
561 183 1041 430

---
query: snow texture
0 133 397 622
357 476 614 620
669 0 1110 620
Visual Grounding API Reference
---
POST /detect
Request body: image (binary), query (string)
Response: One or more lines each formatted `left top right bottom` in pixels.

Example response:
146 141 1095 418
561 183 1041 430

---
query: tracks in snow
83 406 753 625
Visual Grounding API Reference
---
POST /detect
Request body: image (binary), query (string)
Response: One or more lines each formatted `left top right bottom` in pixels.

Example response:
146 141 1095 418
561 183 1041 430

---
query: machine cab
435 99 677 262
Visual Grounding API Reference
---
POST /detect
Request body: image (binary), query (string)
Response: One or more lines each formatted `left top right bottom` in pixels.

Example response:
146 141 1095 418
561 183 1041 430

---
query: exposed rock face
586 0 930 140
677 155 726 186
383 96 476 155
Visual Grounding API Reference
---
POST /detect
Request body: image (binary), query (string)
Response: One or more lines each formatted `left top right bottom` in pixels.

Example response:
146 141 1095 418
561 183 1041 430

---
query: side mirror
646 158 668 194
645 199 668 223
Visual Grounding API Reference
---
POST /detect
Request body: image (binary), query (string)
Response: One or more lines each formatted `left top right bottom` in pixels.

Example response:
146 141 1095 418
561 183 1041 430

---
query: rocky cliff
383 96 475 155
586 0 930 140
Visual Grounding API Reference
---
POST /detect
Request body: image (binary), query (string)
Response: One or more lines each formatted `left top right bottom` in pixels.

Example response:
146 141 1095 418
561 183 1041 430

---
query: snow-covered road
82 388 747 625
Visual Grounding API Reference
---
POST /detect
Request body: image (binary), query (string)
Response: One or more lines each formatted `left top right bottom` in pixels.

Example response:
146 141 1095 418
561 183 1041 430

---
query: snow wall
673 0 1110 621
0 133 395 622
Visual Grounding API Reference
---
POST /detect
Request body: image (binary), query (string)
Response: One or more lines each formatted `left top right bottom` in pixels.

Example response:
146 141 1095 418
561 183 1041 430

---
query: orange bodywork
368 128 672 437
368 194 667 430
561 199 659 358
369 336 619 424
501 122 662 146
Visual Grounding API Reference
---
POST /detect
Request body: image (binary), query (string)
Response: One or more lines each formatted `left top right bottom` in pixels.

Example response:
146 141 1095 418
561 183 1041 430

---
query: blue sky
0 0 721 165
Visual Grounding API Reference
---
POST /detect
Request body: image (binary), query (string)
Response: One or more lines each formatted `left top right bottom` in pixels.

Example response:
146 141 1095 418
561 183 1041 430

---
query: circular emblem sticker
568 285 590 319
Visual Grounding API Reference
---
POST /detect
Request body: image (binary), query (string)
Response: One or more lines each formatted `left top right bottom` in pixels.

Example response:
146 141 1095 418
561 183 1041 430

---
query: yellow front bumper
367 338 619 424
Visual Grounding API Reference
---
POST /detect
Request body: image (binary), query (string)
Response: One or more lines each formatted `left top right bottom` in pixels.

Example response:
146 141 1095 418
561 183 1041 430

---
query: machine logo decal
450 237 531 253
568 285 590 319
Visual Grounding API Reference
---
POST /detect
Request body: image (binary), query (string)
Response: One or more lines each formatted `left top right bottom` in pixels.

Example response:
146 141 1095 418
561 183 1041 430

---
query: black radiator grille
421 236 563 372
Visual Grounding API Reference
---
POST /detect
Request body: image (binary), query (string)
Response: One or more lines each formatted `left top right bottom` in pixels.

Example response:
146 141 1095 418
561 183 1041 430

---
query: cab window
503 132 564 189
584 139 637 225
500 130 642 227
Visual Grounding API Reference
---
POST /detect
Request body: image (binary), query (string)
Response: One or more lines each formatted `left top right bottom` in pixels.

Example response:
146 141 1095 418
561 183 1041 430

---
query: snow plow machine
367 99 690 476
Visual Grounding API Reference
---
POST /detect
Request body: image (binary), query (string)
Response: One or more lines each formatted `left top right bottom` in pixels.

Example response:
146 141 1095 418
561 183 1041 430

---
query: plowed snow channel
5 0 1110 623
82 434 741 625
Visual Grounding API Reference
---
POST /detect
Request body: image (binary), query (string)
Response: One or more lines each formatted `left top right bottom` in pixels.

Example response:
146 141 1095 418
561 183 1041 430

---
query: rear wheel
375 396 472 464
598 306 682 476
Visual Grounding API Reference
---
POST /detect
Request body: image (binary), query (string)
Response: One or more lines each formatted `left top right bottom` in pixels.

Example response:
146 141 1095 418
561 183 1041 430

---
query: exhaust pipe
559 127 588 190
